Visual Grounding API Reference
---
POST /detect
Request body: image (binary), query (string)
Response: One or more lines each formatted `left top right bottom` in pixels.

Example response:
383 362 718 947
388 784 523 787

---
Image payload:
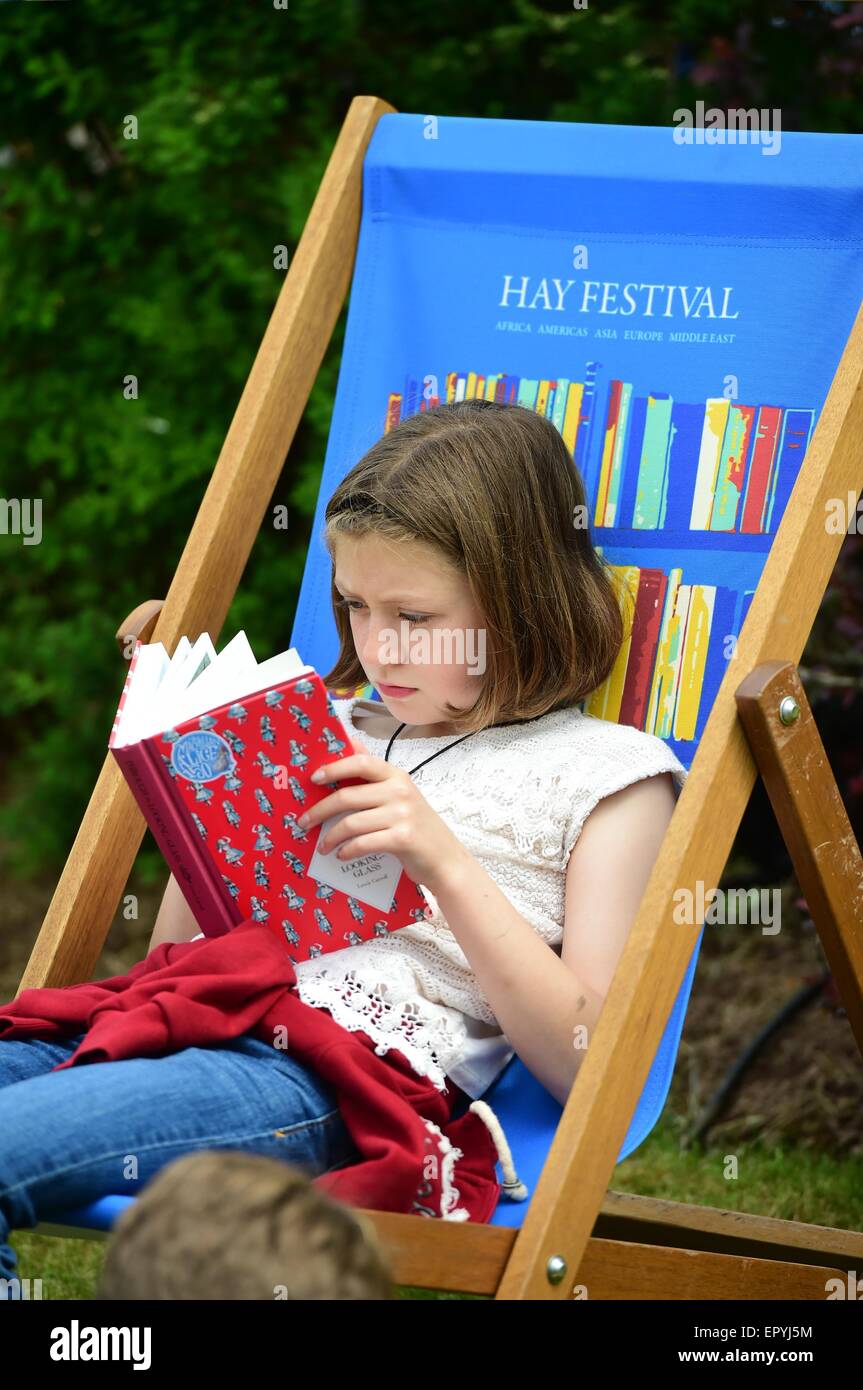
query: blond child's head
322 398 624 734
96 1150 394 1300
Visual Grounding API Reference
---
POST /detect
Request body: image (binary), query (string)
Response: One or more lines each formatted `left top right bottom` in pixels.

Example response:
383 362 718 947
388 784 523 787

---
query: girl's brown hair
322 399 625 734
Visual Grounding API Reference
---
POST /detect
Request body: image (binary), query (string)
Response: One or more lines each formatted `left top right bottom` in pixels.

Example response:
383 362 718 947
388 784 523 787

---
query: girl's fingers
299 780 391 830
319 807 393 856
329 831 396 862
311 753 397 786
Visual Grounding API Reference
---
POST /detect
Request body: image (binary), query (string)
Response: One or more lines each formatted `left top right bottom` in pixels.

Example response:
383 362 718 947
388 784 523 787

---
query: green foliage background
1 0 862 883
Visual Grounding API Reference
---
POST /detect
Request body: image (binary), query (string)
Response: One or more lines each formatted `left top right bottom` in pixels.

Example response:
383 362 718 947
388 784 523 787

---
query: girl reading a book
0 399 686 1271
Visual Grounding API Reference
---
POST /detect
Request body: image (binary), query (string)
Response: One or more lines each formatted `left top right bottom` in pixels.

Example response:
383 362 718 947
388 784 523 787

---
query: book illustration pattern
164 677 427 964
378 369 814 766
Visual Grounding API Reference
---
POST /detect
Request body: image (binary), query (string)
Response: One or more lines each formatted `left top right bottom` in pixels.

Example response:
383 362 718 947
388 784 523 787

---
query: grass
9 1109 862 1300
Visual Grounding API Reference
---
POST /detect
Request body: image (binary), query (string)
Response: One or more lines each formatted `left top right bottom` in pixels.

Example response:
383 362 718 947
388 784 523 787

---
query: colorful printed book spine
618 567 669 730
763 408 815 533
690 398 731 530
740 405 782 534
708 402 756 531
633 392 673 530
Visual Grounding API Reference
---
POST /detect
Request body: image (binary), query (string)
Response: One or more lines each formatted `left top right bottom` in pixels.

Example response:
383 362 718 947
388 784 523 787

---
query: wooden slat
596 1190 863 1271
345 1211 848 1298
33 1195 858 1298
19 94 396 993
359 1210 516 1296
494 297 863 1299
361 1198 862 1294
735 659 863 1052
575 1240 845 1301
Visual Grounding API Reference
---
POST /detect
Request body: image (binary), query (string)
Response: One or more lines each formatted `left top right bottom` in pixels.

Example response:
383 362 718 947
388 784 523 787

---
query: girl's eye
337 598 429 626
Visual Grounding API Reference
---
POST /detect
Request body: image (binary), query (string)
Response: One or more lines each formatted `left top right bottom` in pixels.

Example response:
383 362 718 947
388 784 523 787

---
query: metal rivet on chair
546 1254 567 1284
778 696 800 726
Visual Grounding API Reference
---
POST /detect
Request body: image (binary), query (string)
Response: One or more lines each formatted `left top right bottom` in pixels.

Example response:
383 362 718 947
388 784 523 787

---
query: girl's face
332 533 486 736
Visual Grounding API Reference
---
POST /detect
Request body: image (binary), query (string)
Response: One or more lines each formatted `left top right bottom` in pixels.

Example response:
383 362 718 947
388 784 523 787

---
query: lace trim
295 925 504 1031
294 969 469 1092
360 927 502 1025
418 1119 470 1221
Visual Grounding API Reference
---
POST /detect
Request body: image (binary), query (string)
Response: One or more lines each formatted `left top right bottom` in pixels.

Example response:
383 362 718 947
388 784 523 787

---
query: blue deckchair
23 101 863 1297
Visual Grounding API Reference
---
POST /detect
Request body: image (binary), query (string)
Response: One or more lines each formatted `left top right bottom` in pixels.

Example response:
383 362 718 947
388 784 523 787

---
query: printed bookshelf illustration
579 561 755 749
385 370 814 540
363 365 815 767
284 120 863 781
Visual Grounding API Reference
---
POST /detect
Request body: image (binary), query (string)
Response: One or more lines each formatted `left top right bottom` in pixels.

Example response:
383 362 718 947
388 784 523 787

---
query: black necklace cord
383 722 483 776
382 709 551 777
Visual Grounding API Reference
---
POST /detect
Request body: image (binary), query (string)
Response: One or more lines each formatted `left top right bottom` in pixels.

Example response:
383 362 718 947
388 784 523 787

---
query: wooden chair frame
19 96 863 1299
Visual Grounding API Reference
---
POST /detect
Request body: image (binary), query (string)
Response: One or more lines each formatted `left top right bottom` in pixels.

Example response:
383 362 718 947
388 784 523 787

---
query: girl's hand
297 734 467 898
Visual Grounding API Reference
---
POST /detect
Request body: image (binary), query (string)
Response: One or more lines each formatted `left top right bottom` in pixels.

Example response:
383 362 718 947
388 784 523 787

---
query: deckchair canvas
19 98 863 1298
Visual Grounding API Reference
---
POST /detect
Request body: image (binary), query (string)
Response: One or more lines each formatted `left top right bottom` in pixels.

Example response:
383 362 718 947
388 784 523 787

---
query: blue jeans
0 1030 362 1286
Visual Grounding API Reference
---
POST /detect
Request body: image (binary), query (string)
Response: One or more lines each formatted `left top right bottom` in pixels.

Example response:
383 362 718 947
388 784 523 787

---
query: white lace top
284 694 689 1099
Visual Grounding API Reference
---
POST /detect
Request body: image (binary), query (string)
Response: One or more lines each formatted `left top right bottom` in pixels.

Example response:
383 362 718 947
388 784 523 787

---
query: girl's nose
360 616 388 668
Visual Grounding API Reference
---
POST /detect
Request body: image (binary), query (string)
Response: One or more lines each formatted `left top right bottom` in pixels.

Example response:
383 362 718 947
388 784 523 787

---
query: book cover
111 664 429 963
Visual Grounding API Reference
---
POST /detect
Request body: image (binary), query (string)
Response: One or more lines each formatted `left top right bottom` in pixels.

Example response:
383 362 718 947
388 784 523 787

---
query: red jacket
0 920 526 1223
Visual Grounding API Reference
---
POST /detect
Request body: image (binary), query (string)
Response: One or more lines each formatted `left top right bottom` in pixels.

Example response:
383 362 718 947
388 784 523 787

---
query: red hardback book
109 635 429 963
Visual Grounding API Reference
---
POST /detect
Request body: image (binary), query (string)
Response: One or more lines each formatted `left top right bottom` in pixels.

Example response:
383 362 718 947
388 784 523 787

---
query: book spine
516 376 538 410
143 738 243 935
619 567 667 730
562 380 583 456
708 403 756 531
385 393 402 431
764 407 814 533
112 741 237 937
740 405 781 533
634 392 673 529
578 360 601 490
607 380 634 527
690 399 730 530
673 585 714 741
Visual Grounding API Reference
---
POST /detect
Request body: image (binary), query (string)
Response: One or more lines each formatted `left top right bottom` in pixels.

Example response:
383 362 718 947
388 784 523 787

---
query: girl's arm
147 873 202 953
431 772 680 1107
